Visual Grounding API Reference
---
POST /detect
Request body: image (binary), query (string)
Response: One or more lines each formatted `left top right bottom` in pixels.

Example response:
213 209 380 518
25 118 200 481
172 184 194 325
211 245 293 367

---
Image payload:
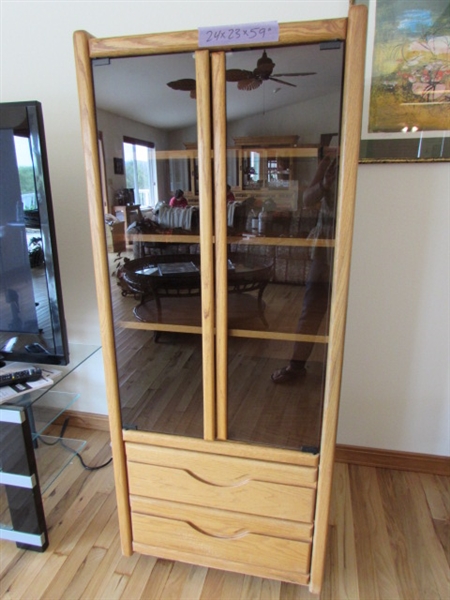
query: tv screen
0 101 69 366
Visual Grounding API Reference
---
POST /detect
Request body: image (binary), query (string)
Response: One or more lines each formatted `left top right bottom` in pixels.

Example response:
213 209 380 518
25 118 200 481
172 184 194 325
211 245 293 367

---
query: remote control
0 367 43 387
25 343 49 354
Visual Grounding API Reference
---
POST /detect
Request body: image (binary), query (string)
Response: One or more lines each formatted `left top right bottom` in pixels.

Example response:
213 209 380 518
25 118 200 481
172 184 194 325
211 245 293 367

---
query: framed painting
354 0 449 162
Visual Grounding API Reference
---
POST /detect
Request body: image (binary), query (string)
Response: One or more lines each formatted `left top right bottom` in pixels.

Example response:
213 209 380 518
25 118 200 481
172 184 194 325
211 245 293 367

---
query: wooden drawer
126 443 317 523
131 496 314 542
131 509 311 577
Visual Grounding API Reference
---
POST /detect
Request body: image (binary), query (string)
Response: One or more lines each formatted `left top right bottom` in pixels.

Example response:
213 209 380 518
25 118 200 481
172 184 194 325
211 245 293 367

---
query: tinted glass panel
92 53 203 437
224 43 344 450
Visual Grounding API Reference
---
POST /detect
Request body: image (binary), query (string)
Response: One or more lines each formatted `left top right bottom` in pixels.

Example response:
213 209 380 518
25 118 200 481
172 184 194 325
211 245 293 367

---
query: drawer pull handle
188 521 249 540
186 469 249 488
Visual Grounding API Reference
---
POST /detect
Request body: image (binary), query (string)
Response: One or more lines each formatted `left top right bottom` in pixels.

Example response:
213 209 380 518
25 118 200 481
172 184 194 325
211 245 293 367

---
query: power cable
37 417 113 471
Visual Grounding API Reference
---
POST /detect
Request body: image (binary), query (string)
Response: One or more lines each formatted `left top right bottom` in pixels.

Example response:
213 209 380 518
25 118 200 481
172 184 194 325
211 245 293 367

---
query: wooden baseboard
58 411 449 477
55 409 111 432
334 444 450 477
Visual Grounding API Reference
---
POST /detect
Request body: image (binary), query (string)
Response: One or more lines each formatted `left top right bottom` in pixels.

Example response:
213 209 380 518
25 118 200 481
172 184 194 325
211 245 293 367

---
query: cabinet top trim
79 18 348 59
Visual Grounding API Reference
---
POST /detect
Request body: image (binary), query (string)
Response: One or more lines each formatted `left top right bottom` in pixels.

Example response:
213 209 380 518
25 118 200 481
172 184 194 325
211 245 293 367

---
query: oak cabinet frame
74 7 367 593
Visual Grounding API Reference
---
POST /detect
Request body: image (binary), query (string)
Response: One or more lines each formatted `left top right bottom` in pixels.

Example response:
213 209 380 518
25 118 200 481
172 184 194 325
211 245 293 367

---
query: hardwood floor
1 424 448 599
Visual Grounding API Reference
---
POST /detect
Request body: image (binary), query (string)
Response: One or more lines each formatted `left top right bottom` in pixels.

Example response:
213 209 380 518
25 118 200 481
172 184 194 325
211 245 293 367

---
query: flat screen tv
0 101 69 366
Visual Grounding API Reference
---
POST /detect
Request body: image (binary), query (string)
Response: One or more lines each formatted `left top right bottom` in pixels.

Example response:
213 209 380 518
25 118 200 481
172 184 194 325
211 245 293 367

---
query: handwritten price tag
198 22 279 47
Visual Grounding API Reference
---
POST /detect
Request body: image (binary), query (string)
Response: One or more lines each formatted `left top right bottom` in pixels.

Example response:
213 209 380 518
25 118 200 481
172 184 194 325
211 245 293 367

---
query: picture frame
354 0 449 162
113 157 124 174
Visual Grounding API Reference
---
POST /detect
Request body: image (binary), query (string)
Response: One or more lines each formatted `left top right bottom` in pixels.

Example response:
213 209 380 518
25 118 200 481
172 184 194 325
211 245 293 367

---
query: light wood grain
212 50 229 442
123 429 319 467
127 462 316 522
125 443 317 487
131 512 311 578
130 496 313 541
73 29 133 557
74 9 368 595
60 410 450 476
87 20 348 59
1 427 448 599
196 49 216 442
309 5 368 593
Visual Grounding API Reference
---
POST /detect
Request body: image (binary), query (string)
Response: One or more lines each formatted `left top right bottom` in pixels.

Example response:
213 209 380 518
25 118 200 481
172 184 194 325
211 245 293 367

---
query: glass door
213 43 345 452
90 40 345 452
92 50 209 439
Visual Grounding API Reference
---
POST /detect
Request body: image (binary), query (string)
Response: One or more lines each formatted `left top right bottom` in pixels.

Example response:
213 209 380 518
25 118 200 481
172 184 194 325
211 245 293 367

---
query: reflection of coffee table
121 254 273 335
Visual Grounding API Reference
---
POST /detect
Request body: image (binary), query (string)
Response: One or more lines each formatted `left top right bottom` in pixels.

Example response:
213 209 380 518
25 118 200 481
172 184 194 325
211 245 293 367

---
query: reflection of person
226 184 235 203
271 153 338 383
169 189 188 208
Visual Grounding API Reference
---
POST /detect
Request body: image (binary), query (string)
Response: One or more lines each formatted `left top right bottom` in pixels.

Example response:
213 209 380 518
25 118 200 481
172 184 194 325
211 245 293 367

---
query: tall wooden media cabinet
74 7 367 593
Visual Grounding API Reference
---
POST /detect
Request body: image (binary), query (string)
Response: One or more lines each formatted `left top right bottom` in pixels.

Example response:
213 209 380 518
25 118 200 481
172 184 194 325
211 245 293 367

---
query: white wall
227 91 342 145
1 1 448 455
340 163 449 454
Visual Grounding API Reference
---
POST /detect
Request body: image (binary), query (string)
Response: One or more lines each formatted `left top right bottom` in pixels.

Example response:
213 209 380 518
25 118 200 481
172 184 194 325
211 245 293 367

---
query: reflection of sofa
128 203 319 286
135 202 248 236
127 209 197 261
128 202 246 258
156 205 199 231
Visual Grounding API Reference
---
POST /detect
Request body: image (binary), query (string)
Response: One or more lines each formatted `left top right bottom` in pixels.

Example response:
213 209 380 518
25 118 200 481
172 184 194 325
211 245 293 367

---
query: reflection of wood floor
110 254 326 451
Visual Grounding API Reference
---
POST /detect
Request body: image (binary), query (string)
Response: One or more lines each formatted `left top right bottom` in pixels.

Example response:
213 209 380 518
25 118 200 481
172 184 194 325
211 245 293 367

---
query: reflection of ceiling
92 43 344 131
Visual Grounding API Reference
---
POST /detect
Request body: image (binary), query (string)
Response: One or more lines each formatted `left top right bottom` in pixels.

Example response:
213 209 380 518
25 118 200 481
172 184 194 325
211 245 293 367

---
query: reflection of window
14 135 37 211
250 151 260 181
268 158 277 181
123 136 158 207
267 157 289 188
97 131 108 213
243 151 260 190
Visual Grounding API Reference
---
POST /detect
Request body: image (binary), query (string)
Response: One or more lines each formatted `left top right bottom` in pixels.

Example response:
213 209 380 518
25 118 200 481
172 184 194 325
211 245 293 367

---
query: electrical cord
37 417 113 471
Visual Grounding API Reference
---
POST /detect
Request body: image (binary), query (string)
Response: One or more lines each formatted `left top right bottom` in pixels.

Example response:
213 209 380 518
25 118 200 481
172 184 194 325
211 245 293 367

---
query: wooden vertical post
196 50 216 441
309 5 368 594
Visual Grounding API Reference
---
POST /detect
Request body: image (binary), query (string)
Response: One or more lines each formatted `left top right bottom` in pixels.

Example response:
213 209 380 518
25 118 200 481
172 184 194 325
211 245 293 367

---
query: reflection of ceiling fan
167 78 197 99
226 50 316 91
167 50 316 97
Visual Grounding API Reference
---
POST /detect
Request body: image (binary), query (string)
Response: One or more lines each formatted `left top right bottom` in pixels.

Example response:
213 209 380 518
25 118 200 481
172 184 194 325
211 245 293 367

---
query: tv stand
0 344 100 550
